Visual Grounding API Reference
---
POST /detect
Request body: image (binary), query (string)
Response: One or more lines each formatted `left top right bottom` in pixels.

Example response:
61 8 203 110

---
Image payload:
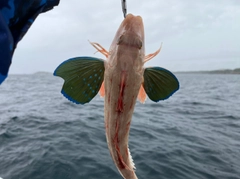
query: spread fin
143 67 179 102
137 84 147 103
54 57 105 104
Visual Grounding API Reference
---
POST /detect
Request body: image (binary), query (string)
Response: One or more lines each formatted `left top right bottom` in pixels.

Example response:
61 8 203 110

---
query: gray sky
10 0 240 74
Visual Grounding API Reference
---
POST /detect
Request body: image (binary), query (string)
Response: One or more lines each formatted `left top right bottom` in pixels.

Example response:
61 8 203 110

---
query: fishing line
121 0 127 18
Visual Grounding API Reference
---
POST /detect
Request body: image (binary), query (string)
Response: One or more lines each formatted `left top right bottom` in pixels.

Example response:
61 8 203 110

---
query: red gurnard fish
54 14 179 179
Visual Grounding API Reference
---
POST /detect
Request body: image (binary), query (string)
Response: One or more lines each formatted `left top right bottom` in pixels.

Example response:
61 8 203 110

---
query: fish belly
104 68 141 179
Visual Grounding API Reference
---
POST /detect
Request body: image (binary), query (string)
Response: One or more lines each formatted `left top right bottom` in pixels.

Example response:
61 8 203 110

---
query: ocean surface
0 73 240 179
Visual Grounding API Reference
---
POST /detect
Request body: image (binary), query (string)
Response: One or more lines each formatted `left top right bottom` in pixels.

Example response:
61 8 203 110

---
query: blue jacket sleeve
0 0 60 84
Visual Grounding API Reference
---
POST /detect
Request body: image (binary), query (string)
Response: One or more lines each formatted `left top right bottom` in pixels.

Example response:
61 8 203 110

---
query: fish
54 14 179 179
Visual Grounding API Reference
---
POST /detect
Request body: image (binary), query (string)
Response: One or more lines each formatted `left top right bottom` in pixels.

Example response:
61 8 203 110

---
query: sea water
0 73 240 179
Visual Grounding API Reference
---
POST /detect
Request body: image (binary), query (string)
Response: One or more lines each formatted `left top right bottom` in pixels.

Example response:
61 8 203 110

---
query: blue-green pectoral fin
54 57 105 104
143 67 179 102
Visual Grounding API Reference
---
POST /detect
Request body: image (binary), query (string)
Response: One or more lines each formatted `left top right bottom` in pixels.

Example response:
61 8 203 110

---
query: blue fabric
0 0 60 84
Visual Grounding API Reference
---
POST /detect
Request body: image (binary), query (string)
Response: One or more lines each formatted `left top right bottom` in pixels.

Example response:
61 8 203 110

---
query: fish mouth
116 14 145 49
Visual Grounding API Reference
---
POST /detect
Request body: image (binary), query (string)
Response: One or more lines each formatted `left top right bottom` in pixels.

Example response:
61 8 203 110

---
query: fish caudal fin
54 57 105 104
143 67 179 102
137 84 147 103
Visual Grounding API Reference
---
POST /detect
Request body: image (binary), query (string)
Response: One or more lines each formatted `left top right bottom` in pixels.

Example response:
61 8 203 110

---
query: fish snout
117 14 145 49
123 14 144 39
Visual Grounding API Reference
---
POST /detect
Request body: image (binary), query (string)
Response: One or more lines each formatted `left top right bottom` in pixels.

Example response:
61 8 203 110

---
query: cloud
10 0 240 73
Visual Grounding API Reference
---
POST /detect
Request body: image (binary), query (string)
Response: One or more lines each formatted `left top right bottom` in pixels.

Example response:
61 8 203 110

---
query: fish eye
117 35 123 45
117 34 142 49
138 41 142 49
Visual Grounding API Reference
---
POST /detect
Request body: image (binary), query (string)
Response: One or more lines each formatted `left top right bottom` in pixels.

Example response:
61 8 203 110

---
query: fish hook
121 0 127 18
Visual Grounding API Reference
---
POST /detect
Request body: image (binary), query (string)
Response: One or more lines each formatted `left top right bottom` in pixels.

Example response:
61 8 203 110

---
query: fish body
54 14 179 179
104 14 144 179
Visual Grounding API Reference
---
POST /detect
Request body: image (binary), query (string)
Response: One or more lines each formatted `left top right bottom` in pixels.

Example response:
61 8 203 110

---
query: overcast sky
10 0 240 74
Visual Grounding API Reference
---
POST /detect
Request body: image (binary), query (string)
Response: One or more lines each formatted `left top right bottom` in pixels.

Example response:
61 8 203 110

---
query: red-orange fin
144 43 162 63
137 84 147 103
99 81 105 97
89 41 109 58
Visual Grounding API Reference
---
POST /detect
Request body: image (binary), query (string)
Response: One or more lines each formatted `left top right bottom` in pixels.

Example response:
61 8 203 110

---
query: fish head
112 13 145 51
108 14 145 71
119 14 144 47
